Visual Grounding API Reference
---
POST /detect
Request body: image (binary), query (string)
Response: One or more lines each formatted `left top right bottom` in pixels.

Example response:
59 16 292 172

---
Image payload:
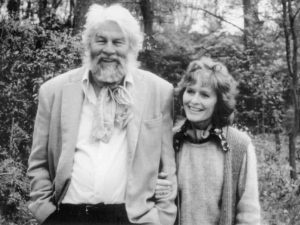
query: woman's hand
154 172 172 199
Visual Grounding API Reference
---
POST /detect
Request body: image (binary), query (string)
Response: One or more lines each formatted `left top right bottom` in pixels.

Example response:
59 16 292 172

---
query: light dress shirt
62 69 133 204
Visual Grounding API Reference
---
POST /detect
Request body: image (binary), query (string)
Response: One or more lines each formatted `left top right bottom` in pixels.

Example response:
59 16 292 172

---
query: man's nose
102 42 115 55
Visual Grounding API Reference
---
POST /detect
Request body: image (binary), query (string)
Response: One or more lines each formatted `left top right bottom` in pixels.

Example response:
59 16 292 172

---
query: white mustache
99 58 119 63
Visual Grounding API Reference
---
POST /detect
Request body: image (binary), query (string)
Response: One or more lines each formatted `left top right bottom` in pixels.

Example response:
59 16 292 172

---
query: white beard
90 60 127 84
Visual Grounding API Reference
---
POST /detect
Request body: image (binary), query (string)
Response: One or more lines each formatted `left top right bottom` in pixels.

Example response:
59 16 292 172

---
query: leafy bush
202 32 287 134
1 18 82 157
0 158 33 225
254 135 300 225
0 18 82 224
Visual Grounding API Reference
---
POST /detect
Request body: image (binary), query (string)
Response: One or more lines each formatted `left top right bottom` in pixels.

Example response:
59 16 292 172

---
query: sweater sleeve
235 143 261 225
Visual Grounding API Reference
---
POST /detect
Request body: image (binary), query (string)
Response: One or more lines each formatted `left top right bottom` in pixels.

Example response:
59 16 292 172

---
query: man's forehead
93 20 126 37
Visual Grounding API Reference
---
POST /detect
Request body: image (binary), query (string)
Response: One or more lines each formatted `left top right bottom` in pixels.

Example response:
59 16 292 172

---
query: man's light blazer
27 67 177 225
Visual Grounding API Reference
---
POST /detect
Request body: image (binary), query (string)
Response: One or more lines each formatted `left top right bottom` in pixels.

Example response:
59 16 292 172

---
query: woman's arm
236 143 261 225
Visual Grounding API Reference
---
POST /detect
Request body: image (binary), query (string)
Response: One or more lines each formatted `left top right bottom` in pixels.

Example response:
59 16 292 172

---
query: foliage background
0 0 300 224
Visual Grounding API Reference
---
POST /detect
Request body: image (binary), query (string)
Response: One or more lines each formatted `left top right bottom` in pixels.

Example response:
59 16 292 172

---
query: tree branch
53 0 63 9
177 2 245 32
294 7 300 18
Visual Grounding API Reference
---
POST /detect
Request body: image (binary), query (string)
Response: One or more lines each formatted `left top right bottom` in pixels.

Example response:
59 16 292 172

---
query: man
27 4 177 225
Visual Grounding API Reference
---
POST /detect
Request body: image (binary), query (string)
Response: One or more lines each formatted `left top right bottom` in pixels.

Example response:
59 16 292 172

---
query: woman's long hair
175 57 238 128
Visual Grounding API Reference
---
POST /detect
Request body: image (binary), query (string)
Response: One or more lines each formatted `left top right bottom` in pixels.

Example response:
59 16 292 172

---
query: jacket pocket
143 114 162 128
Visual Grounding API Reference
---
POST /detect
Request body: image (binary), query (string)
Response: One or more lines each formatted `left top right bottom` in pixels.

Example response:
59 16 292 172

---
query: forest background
0 0 300 224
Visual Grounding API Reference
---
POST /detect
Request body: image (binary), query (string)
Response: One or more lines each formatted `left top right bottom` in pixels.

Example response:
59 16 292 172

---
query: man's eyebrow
95 34 105 38
94 34 125 41
114 37 126 40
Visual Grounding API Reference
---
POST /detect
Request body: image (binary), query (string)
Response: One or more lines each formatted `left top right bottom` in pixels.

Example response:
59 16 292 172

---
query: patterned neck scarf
91 80 133 143
173 119 229 151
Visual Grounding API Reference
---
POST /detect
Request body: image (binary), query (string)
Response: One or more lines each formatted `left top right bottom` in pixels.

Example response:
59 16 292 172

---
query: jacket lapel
126 71 147 166
55 68 84 200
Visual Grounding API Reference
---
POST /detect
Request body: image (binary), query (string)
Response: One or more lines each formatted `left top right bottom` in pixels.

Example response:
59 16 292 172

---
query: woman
155 57 260 225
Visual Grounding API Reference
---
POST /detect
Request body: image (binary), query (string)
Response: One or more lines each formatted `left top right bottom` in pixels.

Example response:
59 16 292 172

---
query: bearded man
27 4 177 225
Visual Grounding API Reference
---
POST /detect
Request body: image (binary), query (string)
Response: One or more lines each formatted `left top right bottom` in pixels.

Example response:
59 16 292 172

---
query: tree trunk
66 0 75 27
38 0 48 24
274 128 281 152
52 0 62 9
289 133 297 179
289 87 300 179
281 0 300 180
72 0 119 36
140 0 154 36
52 0 57 8
261 98 265 134
24 0 32 20
72 0 93 35
242 0 260 48
7 0 20 19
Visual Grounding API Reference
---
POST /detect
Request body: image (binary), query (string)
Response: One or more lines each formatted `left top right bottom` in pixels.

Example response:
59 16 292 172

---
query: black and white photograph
0 0 299 225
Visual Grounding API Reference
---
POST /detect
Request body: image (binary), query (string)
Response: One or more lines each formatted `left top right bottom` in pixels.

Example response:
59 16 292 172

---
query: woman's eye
200 92 210 98
186 88 195 95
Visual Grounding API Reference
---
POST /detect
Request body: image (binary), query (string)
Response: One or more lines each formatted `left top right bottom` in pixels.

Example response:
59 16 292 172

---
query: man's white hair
82 4 144 67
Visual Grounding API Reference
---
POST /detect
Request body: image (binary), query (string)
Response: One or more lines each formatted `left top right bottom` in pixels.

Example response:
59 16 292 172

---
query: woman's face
183 77 217 128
